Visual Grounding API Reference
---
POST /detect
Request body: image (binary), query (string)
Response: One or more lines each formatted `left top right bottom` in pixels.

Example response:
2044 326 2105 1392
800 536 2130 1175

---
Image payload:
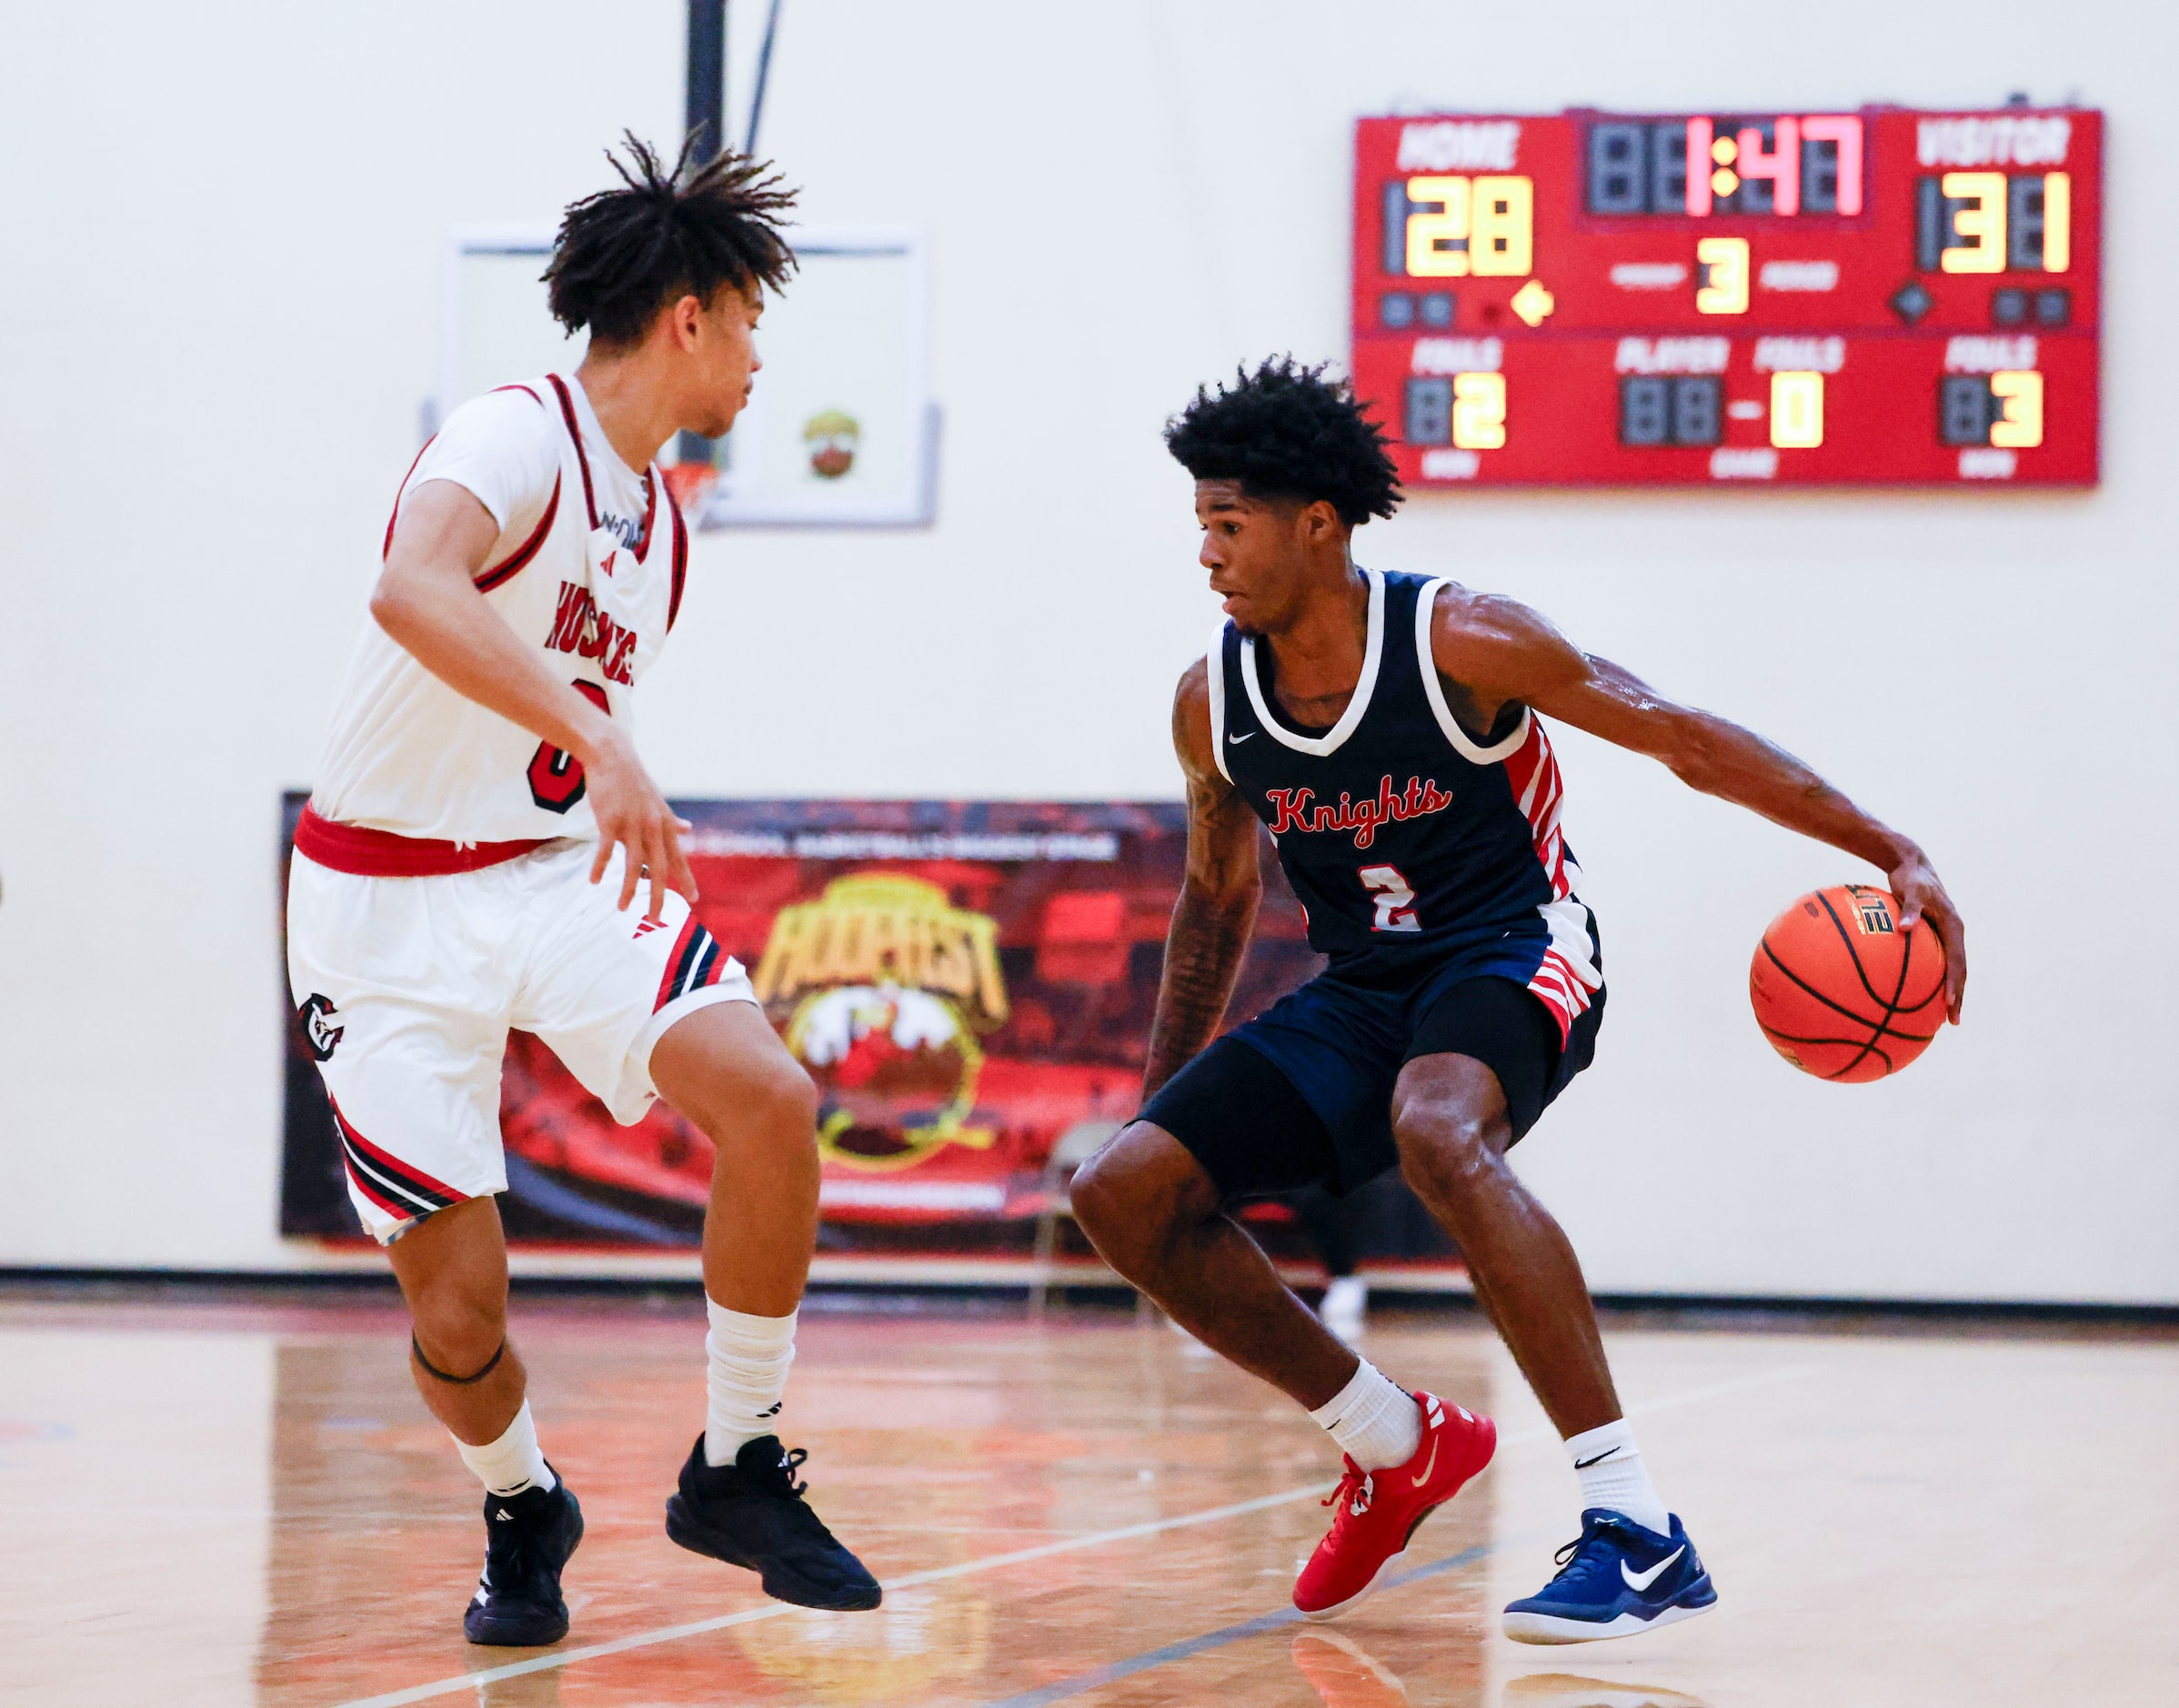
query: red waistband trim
294 805 550 878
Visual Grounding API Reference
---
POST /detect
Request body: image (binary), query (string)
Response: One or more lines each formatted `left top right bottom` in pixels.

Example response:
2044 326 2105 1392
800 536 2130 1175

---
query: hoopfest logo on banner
757 873 1010 1171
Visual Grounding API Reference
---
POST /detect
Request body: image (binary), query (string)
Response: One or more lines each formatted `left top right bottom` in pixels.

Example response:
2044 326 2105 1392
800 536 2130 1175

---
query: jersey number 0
527 680 610 812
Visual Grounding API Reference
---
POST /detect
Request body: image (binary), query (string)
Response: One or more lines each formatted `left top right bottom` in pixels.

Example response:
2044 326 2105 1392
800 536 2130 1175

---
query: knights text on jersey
1209 568 1602 1020
308 374 688 845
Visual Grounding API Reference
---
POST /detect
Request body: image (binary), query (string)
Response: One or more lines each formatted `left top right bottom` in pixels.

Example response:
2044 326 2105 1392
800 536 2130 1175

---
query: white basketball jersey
310 376 688 844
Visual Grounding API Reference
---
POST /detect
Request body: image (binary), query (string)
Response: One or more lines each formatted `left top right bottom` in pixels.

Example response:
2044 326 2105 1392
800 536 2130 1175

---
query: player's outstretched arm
1141 660 1265 1101
371 478 698 919
1430 588 1966 1021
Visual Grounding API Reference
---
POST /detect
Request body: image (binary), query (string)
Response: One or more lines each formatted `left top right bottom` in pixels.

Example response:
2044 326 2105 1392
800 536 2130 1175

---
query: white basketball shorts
286 839 755 1242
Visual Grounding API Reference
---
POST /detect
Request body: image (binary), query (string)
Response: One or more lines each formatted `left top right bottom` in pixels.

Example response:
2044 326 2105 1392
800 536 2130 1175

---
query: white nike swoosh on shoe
1621 1545 1685 1592
1409 1438 1440 1488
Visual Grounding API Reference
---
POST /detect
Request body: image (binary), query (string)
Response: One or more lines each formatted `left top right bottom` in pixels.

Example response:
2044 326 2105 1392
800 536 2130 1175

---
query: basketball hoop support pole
686 0 726 164
678 0 727 468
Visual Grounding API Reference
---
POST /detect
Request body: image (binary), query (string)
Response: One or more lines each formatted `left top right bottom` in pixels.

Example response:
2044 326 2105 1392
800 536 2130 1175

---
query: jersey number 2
527 680 610 812
1360 864 1421 933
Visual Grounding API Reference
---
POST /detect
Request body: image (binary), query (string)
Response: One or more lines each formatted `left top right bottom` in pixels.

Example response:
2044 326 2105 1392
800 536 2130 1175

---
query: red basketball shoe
1294 1391 1496 1621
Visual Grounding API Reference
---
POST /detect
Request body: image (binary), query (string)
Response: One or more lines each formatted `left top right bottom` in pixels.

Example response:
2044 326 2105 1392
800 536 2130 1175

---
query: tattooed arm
1141 658 1264 1102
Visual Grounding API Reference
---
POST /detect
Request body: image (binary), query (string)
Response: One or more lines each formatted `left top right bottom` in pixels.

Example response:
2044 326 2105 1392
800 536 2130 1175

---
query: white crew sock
1307 1360 1421 1472
456 1400 556 1497
705 1300 798 1467
1565 1418 1670 1535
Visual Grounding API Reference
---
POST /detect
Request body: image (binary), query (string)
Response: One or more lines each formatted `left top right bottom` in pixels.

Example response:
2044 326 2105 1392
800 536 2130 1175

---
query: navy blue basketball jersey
1210 568 1601 1031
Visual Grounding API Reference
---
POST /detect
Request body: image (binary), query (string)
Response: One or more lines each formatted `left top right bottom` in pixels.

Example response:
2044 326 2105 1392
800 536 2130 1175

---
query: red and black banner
279 795 1449 1267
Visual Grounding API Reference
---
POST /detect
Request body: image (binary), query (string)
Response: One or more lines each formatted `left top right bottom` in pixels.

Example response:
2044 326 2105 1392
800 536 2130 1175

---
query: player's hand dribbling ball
1749 884 1948 1081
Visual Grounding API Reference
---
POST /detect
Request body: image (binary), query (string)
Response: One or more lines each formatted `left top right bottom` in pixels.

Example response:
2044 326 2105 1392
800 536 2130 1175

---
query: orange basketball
1749 884 1947 1081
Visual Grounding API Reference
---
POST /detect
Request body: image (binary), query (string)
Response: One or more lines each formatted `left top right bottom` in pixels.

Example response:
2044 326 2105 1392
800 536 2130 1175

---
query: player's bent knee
1070 1122 1202 1267
409 1289 507 1373
1067 1138 1146 1250
680 1045 820 1151
735 1053 819 1136
1392 1105 1504 1205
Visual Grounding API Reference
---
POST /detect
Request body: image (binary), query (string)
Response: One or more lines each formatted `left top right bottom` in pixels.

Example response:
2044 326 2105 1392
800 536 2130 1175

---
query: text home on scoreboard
1349 106 2101 487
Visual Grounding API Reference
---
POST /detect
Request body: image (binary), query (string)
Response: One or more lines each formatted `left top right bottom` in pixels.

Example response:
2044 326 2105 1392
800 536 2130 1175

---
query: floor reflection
237 1301 1498 1706
0 1291 2172 1705
1501 1674 1707 1708
1291 1629 1412 1703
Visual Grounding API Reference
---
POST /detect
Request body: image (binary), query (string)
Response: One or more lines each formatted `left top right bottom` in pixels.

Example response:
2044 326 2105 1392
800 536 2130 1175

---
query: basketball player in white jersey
288 136 879 1646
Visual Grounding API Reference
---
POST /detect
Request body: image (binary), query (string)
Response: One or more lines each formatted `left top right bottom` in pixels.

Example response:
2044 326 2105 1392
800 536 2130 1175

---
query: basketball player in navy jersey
1072 359 1967 1642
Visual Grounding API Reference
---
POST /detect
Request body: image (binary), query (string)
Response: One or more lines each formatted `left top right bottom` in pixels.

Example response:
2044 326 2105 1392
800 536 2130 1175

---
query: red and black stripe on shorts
655 916 732 1012
330 1099 467 1223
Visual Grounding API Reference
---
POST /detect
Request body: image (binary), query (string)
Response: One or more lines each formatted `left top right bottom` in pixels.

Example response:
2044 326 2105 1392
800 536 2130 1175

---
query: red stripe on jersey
382 436 437 560
294 806 547 878
1501 721 1572 900
634 467 658 558
666 485 689 630
474 472 561 593
331 1098 467 1203
546 374 598 529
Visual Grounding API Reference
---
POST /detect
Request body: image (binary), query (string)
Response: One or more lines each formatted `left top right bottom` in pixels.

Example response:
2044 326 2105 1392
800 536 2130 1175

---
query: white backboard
433 225 935 527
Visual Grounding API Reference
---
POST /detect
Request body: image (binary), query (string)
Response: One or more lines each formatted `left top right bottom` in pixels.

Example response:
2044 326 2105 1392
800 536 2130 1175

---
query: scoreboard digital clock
1349 106 2101 487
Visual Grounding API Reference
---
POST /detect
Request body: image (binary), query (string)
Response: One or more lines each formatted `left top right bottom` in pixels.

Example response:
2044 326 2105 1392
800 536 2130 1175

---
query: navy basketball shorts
1141 934 1605 1201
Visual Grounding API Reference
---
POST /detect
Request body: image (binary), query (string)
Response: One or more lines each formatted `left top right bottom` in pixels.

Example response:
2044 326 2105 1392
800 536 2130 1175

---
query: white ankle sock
705 1300 798 1467
1565 1418 1669 1534
456 1400 555 1497
1307 1360 1421 1472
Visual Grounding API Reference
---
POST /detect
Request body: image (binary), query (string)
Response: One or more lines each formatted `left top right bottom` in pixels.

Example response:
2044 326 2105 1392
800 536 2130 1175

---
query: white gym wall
2 1 2171 1300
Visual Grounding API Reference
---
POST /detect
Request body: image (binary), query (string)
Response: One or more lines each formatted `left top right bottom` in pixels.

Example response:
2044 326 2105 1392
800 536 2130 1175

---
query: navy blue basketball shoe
464 1473 583 1646
1502 1510 1716 1643
666 1434 882 1611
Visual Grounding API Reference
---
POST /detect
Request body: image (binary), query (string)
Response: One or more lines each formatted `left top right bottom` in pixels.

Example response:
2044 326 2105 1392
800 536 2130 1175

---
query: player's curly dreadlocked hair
1164 357 1402 527
544 131 798 348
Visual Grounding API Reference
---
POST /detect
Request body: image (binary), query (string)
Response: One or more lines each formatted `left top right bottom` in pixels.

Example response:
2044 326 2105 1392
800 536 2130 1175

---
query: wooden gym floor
1 1286 2172 1707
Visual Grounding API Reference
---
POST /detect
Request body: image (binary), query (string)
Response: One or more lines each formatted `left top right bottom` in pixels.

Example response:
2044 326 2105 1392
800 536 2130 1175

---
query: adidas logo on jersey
1263 776 1454 850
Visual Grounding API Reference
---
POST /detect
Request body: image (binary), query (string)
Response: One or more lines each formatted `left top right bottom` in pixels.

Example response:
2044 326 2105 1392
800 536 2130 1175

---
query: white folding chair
1029 1120 1125 1316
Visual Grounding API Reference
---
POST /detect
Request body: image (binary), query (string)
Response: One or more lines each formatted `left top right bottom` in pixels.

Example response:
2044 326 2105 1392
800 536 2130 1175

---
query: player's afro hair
544 131 798 347
1164 357 1402 527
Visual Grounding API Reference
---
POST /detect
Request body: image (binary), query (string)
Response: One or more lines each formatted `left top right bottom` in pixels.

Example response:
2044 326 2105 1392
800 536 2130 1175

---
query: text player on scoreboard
1069 358 1967 1643
287 136 879 1648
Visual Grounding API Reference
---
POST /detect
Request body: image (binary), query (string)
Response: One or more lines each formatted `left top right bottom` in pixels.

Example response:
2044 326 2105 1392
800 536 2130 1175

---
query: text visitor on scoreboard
1350 106 2100 487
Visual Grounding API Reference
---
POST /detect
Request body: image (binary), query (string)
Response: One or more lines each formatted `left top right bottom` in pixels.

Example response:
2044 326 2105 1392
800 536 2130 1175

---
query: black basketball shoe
464 1473 584 1646
665 1434 881 1611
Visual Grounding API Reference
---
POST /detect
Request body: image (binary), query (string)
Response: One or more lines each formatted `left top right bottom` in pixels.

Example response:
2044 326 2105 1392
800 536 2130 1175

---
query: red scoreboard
1351 106 2101 487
